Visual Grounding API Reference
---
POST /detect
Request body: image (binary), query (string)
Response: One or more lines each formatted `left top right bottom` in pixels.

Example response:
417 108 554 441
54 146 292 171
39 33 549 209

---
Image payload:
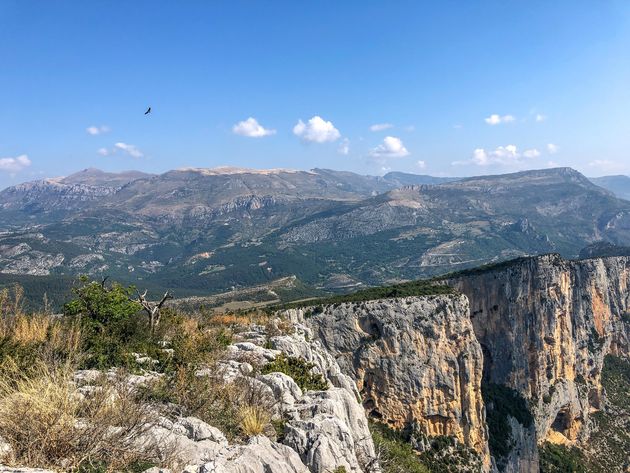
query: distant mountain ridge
589 175 630 200
0 166 629 306
59 168 154 186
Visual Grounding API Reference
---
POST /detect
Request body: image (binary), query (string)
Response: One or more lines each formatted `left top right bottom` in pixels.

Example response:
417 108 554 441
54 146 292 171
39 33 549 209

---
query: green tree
63 277 146 369
64 276 141 331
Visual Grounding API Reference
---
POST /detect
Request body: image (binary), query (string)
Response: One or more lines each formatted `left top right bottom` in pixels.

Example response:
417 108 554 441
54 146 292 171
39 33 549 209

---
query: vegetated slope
578 241 630 259
1 167 629 307
278 167 630 282
381 171 460 186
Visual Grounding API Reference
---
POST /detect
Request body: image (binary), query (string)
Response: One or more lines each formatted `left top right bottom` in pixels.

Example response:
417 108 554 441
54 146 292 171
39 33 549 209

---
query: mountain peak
174 166 303 176
61 168 152 186
449 167 600 190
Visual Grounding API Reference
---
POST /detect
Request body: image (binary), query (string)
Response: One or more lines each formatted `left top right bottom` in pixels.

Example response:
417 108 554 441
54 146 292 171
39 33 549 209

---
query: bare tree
133 289 173 334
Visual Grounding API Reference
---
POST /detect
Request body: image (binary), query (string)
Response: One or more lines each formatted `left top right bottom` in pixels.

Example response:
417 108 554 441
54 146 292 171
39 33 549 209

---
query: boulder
173 417 228 445
198 436 309 473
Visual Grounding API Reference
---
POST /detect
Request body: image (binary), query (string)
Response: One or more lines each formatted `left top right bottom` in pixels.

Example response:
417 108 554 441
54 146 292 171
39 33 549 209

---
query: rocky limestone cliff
283 295 492 471
447 254 630 472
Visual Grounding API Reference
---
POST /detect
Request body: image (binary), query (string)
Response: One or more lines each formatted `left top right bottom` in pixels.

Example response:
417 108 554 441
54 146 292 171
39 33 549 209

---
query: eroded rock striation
283 295 492 471
448 254 630 471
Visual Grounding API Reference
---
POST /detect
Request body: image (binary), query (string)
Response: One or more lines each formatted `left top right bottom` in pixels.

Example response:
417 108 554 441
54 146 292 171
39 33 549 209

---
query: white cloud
416 160 427 169
535 114 546 122
99 143 144 158
232 117 276 137
0 154 31 172
293 116 340 143
369 136 410 158
369 123 393 132
547 143 559 154
484 114 515 125
86 125 110 135
454 144 542 167
337 138 350 155
522 148 541 159
114 142 144 158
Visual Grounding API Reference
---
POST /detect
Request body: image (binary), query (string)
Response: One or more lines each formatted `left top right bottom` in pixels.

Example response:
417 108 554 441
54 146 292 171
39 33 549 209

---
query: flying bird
144 107 151 115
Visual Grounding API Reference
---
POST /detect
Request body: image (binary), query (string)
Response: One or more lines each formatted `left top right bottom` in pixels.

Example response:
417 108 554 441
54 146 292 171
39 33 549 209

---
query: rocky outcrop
198 436 310 473
283 295 491 471
55 322 379 473
223 329 380 473
131 323 380 473
447 254 630 471
139 416 309 473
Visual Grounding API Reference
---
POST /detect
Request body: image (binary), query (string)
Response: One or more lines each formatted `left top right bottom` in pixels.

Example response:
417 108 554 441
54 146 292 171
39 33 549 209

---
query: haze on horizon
1 1 629 190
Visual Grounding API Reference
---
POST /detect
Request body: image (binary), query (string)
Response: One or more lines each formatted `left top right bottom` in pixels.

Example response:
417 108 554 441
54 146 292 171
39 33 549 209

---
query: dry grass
0 312 82 372
207 309 285 333
0 360 161 471
0 285 25 319
0 284 289 470
10 314 51 344
147 364 242 438
239 405 271 437
210 313 254 326
145 362 276 442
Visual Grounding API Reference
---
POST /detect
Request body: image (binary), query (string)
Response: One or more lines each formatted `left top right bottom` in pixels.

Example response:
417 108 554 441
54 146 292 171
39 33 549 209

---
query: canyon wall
283 255 630 472
284 295 492 471
448 254 630 471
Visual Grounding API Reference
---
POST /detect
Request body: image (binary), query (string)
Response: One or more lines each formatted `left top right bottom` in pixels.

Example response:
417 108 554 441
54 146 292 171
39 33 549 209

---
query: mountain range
0 166 628 306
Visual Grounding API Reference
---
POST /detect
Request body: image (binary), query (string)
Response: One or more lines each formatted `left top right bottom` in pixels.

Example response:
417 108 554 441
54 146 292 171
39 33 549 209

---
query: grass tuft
239 405 271 438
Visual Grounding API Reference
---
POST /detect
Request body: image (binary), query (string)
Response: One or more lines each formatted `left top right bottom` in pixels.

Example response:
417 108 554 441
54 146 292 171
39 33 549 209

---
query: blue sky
1 1 629 188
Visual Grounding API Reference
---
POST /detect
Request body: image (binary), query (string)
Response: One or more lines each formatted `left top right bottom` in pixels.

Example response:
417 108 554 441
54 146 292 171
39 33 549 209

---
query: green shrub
416 434 482 473
63 277 149 370
261 353 328 391
369 422 429 473
543 383 556 404
539 442 586 473
61 278 234 371
574 374 586 386
271 418 287 442
587 327 604 353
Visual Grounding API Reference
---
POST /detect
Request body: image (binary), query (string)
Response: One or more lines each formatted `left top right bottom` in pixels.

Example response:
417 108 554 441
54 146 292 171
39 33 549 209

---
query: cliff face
284 295 492 470
279 254 630 472
448 255 630 470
